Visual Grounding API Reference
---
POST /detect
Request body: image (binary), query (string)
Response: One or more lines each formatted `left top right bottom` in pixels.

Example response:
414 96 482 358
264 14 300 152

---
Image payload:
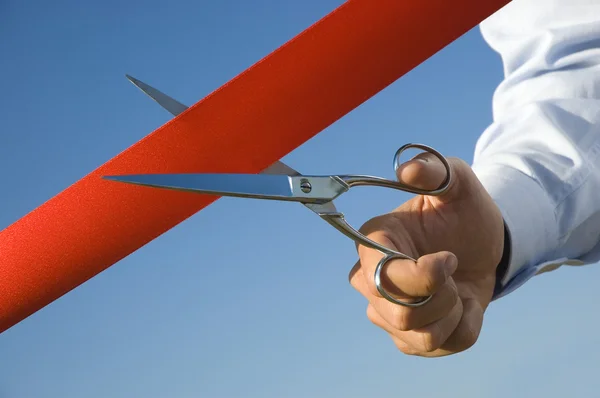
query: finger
395 151 448 191
435 297 483 353
402 298 484 357
380 251 458 298
352 270 458 331
348 260 361 284
357 233 457 299
395 153 480 204
367 295 463 353
365 305 419 355
389 335 422 356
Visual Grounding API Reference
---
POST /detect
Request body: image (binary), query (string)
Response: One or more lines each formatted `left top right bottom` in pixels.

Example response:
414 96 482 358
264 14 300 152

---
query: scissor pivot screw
300 179 312 193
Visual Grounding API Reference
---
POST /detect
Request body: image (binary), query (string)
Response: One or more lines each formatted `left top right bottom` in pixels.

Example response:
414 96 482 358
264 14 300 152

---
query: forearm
474 0 600 298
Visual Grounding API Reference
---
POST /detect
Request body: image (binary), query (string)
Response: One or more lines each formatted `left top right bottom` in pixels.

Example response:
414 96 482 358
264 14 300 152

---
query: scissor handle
320 212 432 308
394 143 452 195
338 143 451 197
328 143 450 307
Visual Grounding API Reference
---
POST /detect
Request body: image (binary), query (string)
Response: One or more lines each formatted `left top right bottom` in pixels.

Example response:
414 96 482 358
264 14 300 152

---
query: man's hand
349 153 505 357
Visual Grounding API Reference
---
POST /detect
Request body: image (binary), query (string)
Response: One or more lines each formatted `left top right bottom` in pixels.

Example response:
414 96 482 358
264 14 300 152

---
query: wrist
473 164 558 297
492 219 511 298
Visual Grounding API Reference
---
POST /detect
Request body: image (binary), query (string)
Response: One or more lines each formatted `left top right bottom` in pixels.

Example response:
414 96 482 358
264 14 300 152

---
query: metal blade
125 75 301 176
103 174 348 203
126 74 189 116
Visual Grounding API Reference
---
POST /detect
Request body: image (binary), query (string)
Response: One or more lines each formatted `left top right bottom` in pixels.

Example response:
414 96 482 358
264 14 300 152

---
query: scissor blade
126 74 189 116
125 75 302 177
104 174 348 203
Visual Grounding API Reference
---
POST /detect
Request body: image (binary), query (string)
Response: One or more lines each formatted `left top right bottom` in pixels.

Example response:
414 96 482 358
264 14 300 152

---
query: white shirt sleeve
473 0 600 299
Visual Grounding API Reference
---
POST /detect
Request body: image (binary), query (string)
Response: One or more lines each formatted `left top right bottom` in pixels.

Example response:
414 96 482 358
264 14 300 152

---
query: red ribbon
0 0 511 333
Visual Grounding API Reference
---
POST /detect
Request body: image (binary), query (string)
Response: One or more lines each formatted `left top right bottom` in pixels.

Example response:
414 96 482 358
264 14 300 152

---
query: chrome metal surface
393 143 451 195
125 74 300 177
374 254 433 307
104 174 349 204
126 74 189 116
120 75 447 308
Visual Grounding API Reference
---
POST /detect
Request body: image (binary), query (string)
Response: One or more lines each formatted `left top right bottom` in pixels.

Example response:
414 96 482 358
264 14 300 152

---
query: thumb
395 152 449 191
395 152 474 203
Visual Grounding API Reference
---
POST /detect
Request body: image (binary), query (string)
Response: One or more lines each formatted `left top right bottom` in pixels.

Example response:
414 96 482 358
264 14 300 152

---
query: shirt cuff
472 163 559 298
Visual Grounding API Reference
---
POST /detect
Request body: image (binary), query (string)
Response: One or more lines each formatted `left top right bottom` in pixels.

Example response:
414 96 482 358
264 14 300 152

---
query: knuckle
394 341 417 355
358 215 400 249
390 307 413 332
451 157 470 169
448 157 471 176
357 215 383 238
390 335 418 355
348 273 358 288
366 305 379 325
348 273 362 292
421 325 443 352
443 157 470 196
348 261 361 285
460 328 479 351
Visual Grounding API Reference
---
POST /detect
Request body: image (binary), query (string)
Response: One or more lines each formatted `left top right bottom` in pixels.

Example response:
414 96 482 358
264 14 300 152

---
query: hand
349 153 505 357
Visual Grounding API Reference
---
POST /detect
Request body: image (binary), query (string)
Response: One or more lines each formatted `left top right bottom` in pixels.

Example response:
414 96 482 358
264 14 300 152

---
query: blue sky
2 0 600 397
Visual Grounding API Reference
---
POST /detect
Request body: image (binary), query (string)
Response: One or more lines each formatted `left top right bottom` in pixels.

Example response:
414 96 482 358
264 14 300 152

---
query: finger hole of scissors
393 143 451 196
374 253 432 308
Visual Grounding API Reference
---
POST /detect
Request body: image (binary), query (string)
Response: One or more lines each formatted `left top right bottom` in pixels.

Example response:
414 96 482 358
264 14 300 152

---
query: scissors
105 76 452 308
